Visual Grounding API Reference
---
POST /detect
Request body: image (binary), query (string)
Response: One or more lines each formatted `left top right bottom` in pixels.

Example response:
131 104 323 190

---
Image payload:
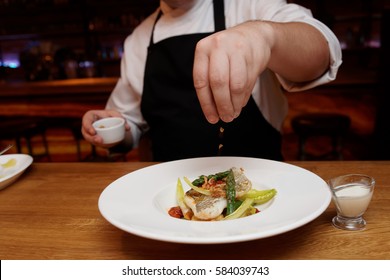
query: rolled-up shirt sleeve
266 2 342 91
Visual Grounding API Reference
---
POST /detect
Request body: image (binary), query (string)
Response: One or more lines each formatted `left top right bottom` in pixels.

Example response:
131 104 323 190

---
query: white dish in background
92 117 125 144
98 157 331 244
0 154 33 190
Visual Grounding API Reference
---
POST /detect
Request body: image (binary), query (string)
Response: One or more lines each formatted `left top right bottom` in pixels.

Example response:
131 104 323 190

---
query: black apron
141 0 282 162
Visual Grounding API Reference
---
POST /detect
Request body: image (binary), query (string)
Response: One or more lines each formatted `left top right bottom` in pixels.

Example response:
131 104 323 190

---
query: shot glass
328 174 375 231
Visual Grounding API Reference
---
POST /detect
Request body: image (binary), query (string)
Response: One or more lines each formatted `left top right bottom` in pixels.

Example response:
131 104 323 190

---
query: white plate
98 157 331 244
0 154 33 190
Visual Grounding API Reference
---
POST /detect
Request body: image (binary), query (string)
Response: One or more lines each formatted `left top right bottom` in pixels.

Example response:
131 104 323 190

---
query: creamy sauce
333 184 373 218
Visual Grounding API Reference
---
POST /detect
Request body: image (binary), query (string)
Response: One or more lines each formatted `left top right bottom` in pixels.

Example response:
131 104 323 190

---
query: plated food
98 157 331 244
0 157 17 178
169 167 277 221
0 154 33 190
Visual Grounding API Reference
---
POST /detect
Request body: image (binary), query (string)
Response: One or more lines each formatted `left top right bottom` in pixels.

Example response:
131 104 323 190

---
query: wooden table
0 161 389 260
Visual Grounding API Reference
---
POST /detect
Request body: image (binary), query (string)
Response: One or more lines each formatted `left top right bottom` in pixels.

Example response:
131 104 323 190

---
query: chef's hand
81 109 130 148
194 19 330 124
193 21 272 124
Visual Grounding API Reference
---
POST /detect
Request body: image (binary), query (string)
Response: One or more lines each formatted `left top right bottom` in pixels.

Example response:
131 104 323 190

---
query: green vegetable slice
223 198 254 220
225 169 236 215
176 178 191 219
191 170 230 186
242 188 277 205
241 205 258 218
183 176 212 196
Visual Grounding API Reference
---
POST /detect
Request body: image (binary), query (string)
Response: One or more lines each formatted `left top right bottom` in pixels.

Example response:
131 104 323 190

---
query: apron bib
141 0 282 161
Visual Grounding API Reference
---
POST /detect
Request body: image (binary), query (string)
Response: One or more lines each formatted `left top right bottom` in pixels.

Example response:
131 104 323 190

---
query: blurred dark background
0 0 389 161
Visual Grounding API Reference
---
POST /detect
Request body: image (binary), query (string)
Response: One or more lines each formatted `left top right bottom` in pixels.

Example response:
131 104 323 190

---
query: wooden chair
291 113 351 160
0 117 50 160
45 117 95 161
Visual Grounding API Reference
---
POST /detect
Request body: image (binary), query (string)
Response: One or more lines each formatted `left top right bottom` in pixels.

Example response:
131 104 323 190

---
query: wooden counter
0 77 117 117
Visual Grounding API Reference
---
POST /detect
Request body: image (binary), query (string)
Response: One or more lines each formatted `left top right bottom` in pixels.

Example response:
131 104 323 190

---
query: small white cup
92 117 125 144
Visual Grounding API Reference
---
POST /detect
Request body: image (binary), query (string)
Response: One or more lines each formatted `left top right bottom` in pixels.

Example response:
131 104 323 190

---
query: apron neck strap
149 10 163 46
213 0 226 32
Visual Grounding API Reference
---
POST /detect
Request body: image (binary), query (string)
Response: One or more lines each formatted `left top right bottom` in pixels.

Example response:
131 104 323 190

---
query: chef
82 0 342 161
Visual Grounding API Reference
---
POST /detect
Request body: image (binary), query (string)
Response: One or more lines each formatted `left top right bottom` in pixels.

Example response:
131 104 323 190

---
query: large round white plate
0 154 33 191
98 157 331 244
